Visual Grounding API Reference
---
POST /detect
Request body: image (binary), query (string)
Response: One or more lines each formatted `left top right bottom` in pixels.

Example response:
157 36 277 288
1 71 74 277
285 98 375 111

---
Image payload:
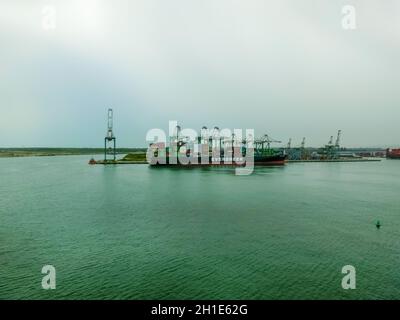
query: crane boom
335 130 342 148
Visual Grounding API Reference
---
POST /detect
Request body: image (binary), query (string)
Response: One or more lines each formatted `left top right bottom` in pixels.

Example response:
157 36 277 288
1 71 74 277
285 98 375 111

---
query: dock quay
288 158 382 163
93 160 147 165
91 157 382 165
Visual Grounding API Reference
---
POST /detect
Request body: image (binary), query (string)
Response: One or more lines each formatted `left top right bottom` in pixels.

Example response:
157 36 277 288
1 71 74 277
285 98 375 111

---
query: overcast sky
1 0 399 148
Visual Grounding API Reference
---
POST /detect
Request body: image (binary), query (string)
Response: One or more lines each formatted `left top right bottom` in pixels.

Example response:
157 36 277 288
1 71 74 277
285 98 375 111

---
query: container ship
149 150 287 166
386 148 400 159
149 133 287 167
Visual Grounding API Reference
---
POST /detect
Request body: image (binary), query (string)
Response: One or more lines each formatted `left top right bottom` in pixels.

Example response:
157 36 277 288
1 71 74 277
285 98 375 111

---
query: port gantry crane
300 137 306 150
322 130 342 159
287 138 292 150
323 135 335 159
300 137 306 160
335 130 342 149
334 129 342 159
212 126 221 152
254 134 281 154
104 108 116 161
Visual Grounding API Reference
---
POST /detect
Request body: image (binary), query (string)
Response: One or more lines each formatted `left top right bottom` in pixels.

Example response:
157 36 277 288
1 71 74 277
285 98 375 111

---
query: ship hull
150 154 287 167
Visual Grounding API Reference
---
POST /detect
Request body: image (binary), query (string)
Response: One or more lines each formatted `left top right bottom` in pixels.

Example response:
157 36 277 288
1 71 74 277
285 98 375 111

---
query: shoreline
0 148 146 159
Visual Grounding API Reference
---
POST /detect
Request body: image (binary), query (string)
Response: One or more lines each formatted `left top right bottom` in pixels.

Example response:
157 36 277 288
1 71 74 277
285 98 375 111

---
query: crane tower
104 108 116 161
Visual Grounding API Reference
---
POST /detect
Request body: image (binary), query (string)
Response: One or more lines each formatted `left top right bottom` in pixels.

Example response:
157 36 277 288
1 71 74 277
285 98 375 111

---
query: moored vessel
149 132 287 167
386 148 400 159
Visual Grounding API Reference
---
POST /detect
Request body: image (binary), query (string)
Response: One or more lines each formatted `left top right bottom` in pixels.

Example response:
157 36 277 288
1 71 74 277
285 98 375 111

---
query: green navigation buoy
376 220 381 229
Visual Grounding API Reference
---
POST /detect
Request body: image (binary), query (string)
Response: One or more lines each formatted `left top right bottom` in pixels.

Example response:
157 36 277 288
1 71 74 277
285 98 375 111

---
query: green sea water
1 156 399 299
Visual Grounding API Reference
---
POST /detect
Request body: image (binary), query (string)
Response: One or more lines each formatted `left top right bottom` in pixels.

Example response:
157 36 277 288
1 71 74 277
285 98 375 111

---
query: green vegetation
121 152 147 162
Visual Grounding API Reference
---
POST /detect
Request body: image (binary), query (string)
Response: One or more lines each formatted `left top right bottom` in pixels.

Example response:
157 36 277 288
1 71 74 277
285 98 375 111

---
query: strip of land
94 152 148 164
0 148 146 158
